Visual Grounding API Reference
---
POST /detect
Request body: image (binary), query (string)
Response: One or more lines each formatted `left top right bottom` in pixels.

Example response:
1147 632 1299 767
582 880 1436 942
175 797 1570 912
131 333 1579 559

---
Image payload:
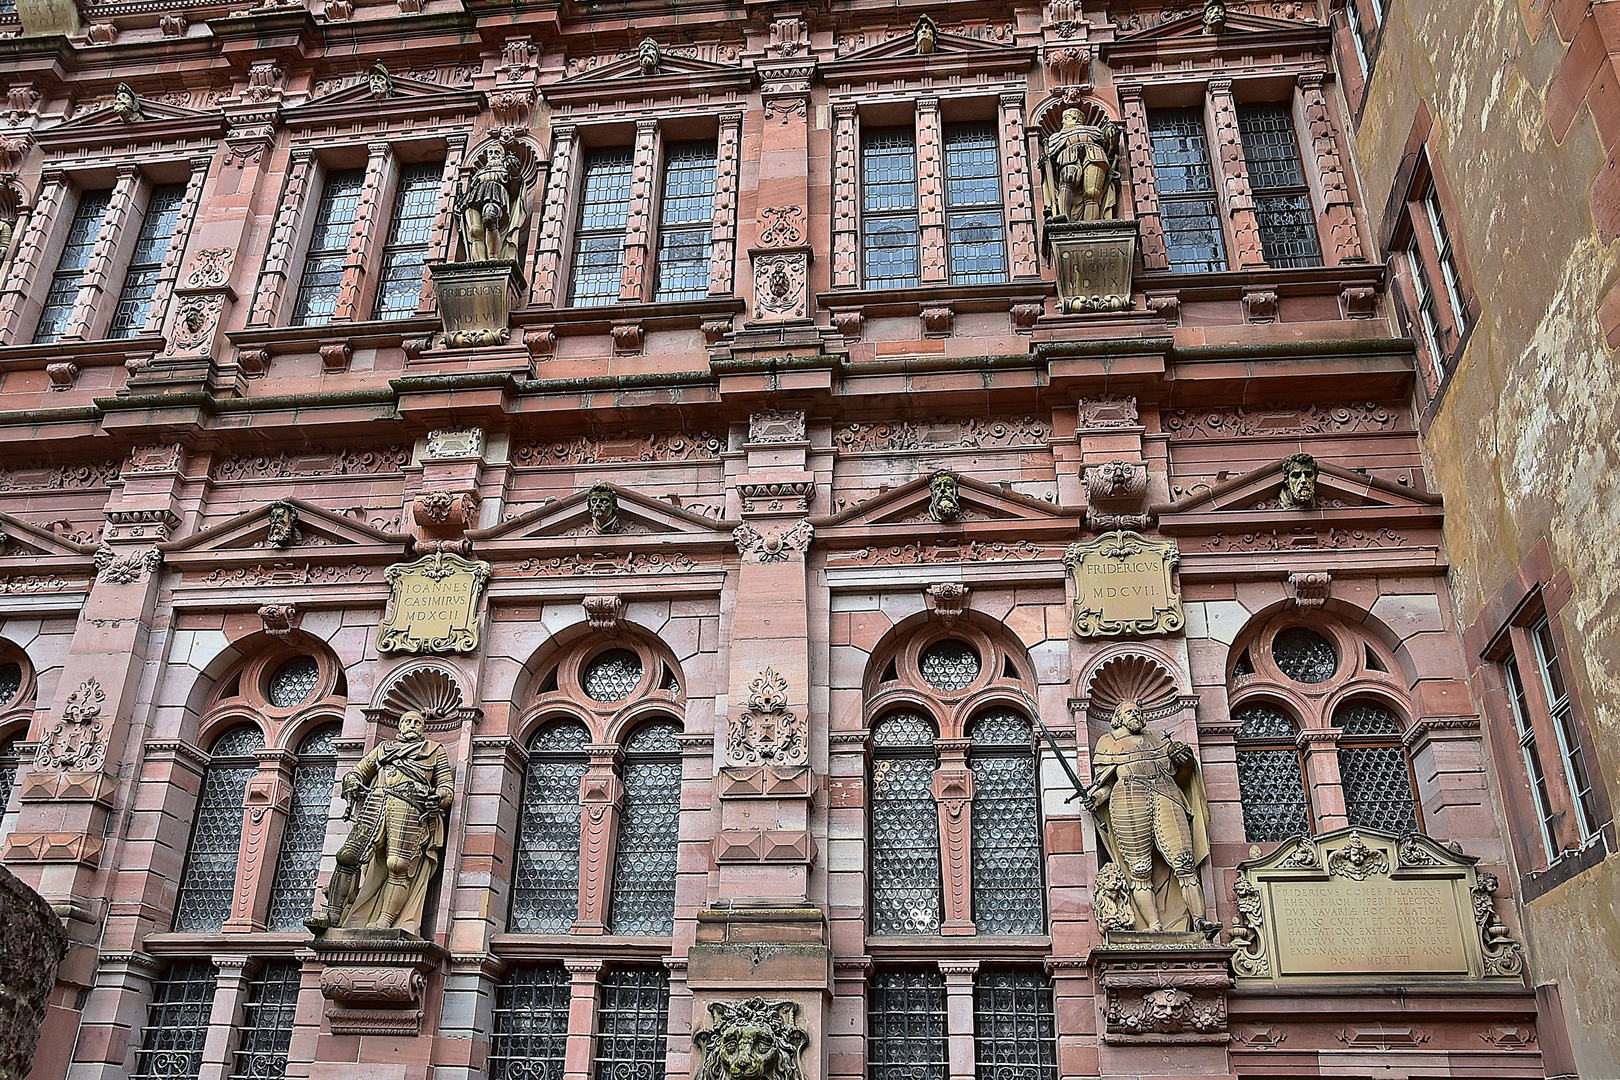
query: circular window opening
582 649 643 702
919 640 981 691
0 662 21 708
1272 628 1337 684
267 656 321 708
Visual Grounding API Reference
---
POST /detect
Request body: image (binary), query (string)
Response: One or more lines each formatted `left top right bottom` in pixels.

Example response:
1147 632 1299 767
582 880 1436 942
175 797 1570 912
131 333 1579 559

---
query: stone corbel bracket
313 932 446 1037
924 582 971 625
583 594 625 636
1093 948 1236 1045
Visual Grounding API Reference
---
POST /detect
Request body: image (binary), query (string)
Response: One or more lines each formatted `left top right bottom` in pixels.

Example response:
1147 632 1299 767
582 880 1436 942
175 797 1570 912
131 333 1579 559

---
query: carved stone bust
1278 452 1319 510
587 483 620 534
638 37 661 75
266 500 301 548
367 61 391 99
928 471 961 522
112 83 141 122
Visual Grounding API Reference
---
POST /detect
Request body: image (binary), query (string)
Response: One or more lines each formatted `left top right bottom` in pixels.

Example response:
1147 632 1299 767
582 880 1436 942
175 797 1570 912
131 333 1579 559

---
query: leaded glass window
131 960 216 1080
919 640 980 692
595 968 669 1080
862 128 921 289
1233 703 1310 842
0 662 20 706
654 142 719 302
609 721 682 935
267 656 320 709
1236 105 1322 269
173 726 264 932
1503 653 1559 859
1147 110 1226 273
229 961 300 1080
570 149 634 306
870 712 942 935
868 970 946 1080
109 183 188 338
968 710 1043 934
490 965 571 1080
1333 700 1418 834
972 969 1056 1080
1272 628 1337 684
1530 617 1601 838
373 162 443 320
583 650 643 703
0 736 20 821
511 722 588 933
292 169 365 326
943 123 1007 285
34 190 113 344
265 725 337 930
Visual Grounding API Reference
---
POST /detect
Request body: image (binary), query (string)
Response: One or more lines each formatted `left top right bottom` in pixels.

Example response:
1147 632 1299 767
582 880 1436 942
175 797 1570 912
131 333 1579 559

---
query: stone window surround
248 135 463 330
1466 541 1617 901
530 113 742 310
1223 611 1424 837
829 91 1041 291
862 622 1047 940
0 156 209 348
0 639 36 848
503 631 688 938
1327 0 1386 119
1122 74 1364 275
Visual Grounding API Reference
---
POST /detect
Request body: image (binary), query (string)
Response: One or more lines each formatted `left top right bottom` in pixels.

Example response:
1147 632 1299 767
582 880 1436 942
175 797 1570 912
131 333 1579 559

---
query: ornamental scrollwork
1472 872 1526 978
94 545 161 585
733 520 813 563
726 669 806 768
36 677 107 772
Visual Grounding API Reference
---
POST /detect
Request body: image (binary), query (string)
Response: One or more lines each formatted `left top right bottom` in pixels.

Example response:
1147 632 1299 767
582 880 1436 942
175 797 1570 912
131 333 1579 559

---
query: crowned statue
1083 700 1219 936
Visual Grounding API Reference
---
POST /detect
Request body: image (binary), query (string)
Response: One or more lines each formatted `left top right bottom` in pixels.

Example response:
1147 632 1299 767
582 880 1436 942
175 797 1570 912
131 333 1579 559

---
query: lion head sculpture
694 998 809 1080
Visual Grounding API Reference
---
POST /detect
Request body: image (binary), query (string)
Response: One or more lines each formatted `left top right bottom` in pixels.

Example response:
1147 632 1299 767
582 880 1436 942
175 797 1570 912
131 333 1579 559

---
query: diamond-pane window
1334 698 1418 834
132 961 217 1080
919 640 980 692
492 966 571 1080
229 962 301 1080
1147 110 1227 273
0 662 21 707
292 169 365 326
511 722 589 933
1333 700 1403 736
870 713 942 934
1272 628 1337 683
868 970 946 1080
595 969 669 1080
268 657 321 708
969 710 1043 934
973 969 1057 1080
110 183 188 338
173 726 264 931
266 724 338 930
0 736 20 820
34 190 113 344
654 142 719 302
609 721 682 934
1232 703 1309 842
583 650 643 703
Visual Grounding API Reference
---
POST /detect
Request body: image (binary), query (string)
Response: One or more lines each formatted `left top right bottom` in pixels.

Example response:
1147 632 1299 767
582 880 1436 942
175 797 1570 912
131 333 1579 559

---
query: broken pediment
159 498 411 561
469 484 734 547
0 512 99 559
817 472 1075 539
1158 458 1441 533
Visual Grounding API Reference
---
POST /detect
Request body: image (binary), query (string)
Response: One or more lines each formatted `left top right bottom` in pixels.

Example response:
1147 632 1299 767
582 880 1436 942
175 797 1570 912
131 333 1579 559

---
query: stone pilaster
1117 86 1166 270
1299 729 1347 830
621 119 661 302
934 740 975 935
249 147 317 327
531 124 577 308
562 960 604 1080
574 744 623 934
1207 80 1264 269
998 92 1041 279
424 133 469 312
222 748 294 933
197 955 253 1080
66 950 159 1080
333 141 394 321
60 164 140 342
939 961 978 1080
0 170 68 343
831 104 859 288
1297 74 1365 264
140 156 212 336
916 97 947 283
709 112 743 297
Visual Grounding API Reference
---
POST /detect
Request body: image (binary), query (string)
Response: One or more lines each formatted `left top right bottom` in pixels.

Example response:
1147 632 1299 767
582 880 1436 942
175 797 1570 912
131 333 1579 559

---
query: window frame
1386 152 1475 398
1145 104 1230 274
859 125 924 290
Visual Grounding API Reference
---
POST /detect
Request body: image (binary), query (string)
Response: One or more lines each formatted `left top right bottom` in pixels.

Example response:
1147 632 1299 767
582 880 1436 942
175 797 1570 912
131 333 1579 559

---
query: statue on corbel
1037 96 1138 315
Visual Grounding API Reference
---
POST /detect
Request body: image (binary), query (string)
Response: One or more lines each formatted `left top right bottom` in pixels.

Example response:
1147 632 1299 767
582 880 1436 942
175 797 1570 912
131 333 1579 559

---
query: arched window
511 722 590 933
0 734 21 822
967 708 1043 933
1232 703 1311 842
869 711 942 935
173 725 265 932
608 720 682 935
0 649 36 835
265 724 339 930
1333 699 1420 833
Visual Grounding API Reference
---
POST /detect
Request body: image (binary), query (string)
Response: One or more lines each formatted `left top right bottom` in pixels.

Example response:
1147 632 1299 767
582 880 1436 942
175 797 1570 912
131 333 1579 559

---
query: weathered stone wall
1355 0 1620 1073
0 865 65 1080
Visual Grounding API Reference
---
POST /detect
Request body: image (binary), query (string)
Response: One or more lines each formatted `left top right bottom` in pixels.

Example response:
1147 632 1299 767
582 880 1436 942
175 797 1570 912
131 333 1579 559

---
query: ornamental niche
693 998 810 1080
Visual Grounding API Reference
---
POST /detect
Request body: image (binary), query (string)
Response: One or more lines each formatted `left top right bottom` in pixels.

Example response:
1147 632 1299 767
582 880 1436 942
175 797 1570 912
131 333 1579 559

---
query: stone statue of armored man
1082 700 1219 936
308 709 453 937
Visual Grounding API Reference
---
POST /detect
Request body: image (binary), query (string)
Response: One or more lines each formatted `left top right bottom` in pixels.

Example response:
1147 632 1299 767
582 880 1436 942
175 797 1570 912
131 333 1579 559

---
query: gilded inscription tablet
377 551 492 654
1064 530 1184 637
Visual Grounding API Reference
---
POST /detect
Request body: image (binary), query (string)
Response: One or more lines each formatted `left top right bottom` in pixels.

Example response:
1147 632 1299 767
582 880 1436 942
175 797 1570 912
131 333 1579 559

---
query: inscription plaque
1228 828 1526 984
377 551 492 654
1064 530 1183 637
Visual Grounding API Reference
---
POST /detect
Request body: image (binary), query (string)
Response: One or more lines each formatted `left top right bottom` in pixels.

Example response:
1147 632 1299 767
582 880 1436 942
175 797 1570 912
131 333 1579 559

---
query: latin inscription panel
1269 878 1469 976
1064 531 1184 637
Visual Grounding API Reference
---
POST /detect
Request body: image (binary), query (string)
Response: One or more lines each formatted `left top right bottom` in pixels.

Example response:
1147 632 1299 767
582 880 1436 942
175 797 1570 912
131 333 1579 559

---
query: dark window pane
110 183 188 338
1253 194 1323 268
944 124 1006 285
1235 747 1312 842
655 142 718 302
374 162 443 320
869 970 946 1080
1272 628 1337 683
173 727 265 932
34 190 113 343
132 961 217 1080
595 969 669 1080
871 712 942 935
1333 700 1402 736
1237 105 1308 190
1148 110 1227 273
510 723 589 933
1338 745 1419 833
292 169 365 326
570 149 634 306
608 722 681 935
1233 703 1296 741
969 711 1043 934
972 969 1056 1080
491 965 571 1080
265 725 338 931
229 962 301 1080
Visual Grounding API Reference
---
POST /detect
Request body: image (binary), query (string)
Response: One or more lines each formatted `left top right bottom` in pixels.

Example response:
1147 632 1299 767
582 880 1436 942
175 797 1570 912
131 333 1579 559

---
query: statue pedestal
427 260 523 348
1090 938 1236 1059
1045 219 1138 315
311 928 445 1037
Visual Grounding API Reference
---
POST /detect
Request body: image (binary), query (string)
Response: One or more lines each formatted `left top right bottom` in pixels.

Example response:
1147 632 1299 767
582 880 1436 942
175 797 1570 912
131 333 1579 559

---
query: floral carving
733 520 813 563
94 546 161 584
1194 528 1410 553
36 678 107 772
167 294 223 354
514 553 701 577
1163 402 1400 439
258 603 300 638
583 595 625 635
200 563 373 587
843 540 1043 565
512 432 722 466
425 428 484 459
184 247 233 288
834 416 1051 452
727 669 806 767
752 252 807 321
1110 988 1225 1037
758 206 805 247
211 445 410 481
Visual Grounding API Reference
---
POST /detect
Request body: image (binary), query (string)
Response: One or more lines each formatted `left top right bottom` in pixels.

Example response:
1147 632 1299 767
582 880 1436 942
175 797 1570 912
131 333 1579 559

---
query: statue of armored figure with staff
1040 107 1122 223
455 144 528 263
1082 700 1219 936
309 709 453 937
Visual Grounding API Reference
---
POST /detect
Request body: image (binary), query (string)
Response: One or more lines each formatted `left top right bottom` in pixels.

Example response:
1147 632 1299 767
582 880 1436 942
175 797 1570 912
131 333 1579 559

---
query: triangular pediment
36 96 225 150
469 484 732 544
835 27 1024 64
290 73 473 112
1158 459 1442 536
0 512 99 558
557 52 744 85
160 498 411 556
818 472 1075 534
1113 10 1321 43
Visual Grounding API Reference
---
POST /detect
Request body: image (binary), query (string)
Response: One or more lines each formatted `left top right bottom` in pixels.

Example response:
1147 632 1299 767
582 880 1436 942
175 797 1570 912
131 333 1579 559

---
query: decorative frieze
834 416 1051 452
211 445 410 481
512 432 723 466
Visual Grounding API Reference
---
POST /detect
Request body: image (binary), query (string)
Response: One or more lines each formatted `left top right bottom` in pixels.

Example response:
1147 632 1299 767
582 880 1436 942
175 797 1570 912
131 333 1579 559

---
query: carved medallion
377 551 493 654
1064 531 1183 637
693 997 810 1080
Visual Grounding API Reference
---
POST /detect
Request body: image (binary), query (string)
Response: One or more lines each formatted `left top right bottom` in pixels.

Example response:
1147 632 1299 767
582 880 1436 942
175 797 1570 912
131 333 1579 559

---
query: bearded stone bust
1278 452 1320 510
928 471 961 522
